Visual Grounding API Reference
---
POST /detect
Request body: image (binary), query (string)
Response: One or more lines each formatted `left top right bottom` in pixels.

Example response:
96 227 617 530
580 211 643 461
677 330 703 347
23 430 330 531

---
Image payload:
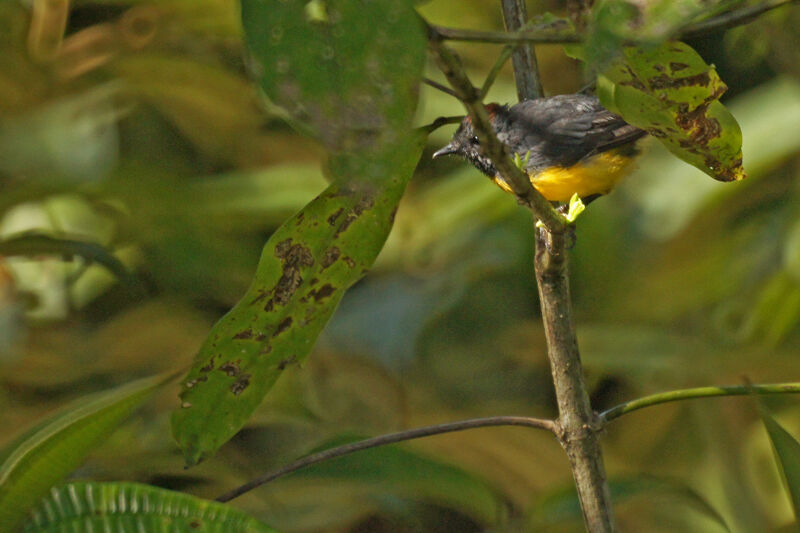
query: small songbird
433 94 646 202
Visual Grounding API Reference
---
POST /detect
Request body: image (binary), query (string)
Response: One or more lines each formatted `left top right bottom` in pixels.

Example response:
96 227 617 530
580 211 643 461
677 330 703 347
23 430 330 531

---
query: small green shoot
565 194 585 223
513 150 532 170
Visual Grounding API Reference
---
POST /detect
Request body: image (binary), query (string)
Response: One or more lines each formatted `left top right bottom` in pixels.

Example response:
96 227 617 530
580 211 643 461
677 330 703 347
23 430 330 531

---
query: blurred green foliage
1 0 800 532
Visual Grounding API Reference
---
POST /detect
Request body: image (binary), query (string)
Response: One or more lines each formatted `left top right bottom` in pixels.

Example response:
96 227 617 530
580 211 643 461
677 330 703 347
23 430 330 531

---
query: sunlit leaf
24 481 278 532
0 374 174 532
241 0 426 150
599 41 745 182
172 133 425 466
759 405 800 520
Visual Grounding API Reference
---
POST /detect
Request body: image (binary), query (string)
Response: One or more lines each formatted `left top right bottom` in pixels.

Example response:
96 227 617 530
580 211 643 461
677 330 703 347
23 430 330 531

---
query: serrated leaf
760 406 800 520
599 41 745 182
0 373 174 532
241 0 425 150
172 133 425 466
24 481 277 532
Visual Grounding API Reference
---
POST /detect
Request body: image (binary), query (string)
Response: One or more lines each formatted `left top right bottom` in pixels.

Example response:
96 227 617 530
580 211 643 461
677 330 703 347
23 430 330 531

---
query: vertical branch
499 0 615 531
535 229 615 532
500 0 543 100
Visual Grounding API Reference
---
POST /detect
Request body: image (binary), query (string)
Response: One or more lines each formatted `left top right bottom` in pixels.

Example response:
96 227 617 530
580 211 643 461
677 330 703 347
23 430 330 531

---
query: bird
432 94 646 203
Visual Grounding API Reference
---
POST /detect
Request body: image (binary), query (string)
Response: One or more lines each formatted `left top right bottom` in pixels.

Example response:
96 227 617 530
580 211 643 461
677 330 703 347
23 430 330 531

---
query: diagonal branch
426 26 567 232
432 0 798 45
600 382 800 423
215 415 556 502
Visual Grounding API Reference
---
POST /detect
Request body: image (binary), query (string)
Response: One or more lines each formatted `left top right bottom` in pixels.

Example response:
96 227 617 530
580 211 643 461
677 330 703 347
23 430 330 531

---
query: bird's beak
432 144 457 159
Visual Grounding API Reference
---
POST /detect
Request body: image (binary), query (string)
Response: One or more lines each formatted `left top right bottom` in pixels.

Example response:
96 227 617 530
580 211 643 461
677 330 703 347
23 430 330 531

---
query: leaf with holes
241 0 425 151
23 482 278 532
598 41 745 182
172 133 425 466
0 374 174 532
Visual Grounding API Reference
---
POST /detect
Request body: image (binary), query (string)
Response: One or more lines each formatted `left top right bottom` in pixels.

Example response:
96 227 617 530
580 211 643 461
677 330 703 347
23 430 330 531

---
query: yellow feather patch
493 149 637 202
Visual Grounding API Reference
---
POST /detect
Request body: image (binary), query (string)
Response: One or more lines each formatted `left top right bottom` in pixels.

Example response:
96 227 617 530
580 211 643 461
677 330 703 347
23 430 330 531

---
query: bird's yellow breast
493 149 637 202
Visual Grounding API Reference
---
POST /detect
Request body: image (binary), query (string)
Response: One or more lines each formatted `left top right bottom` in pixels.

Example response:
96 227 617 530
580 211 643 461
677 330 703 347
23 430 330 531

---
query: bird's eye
471 136 479 144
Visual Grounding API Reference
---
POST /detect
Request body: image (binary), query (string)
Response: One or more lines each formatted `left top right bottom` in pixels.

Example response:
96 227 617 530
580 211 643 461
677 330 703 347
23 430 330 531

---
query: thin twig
431 23 579 44
423 77 459 98
215 416 556 503
479 45 516 99
420 115 464 134
681 0 798 40
432 0 798 45
500 0 543 100
600 383 800 423
426 26 566 232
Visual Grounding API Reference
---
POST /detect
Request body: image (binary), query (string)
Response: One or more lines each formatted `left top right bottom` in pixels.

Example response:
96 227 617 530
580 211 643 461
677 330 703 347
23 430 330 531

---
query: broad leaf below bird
598 41 746 182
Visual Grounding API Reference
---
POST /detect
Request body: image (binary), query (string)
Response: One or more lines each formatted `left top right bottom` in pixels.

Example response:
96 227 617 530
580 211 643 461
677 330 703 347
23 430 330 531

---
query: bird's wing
511 96 645 160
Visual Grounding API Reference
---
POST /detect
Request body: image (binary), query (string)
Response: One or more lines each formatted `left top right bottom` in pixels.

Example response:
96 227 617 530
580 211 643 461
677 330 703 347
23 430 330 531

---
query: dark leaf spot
334 195 375 237
231 373 251 395
649 72 711 90
670 62 689 71
265 240 315 311
199 356 217 373
307 283 336 302
219 360 242 377
343 256 356 268
233 329 253 340
273 317 293 337
328 207 344 226
321 247 341 269
278 354 299 370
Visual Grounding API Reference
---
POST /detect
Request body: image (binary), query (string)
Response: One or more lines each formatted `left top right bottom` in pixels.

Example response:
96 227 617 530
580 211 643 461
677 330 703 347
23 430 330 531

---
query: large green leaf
0 374 173 531
760 406 800 520
240 0 425 150
172 133 425 466
599 41 745 182
24 481 277 532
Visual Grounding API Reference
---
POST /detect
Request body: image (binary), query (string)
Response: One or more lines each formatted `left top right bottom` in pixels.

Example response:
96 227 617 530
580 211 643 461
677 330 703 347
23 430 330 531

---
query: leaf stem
601 383 800 423
214 416 556 503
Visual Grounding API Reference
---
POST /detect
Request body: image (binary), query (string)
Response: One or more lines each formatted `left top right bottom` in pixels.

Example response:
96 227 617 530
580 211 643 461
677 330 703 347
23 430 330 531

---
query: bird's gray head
432 104 505 177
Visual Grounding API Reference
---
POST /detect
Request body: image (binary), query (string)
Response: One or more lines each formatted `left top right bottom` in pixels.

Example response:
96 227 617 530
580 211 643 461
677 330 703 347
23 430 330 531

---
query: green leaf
287 435 507 525
0 373 174 532
23 481 278 532
240 0 426 150
599 41 745 182
531 475 729 531
172 133 425 466
760 405 800 520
